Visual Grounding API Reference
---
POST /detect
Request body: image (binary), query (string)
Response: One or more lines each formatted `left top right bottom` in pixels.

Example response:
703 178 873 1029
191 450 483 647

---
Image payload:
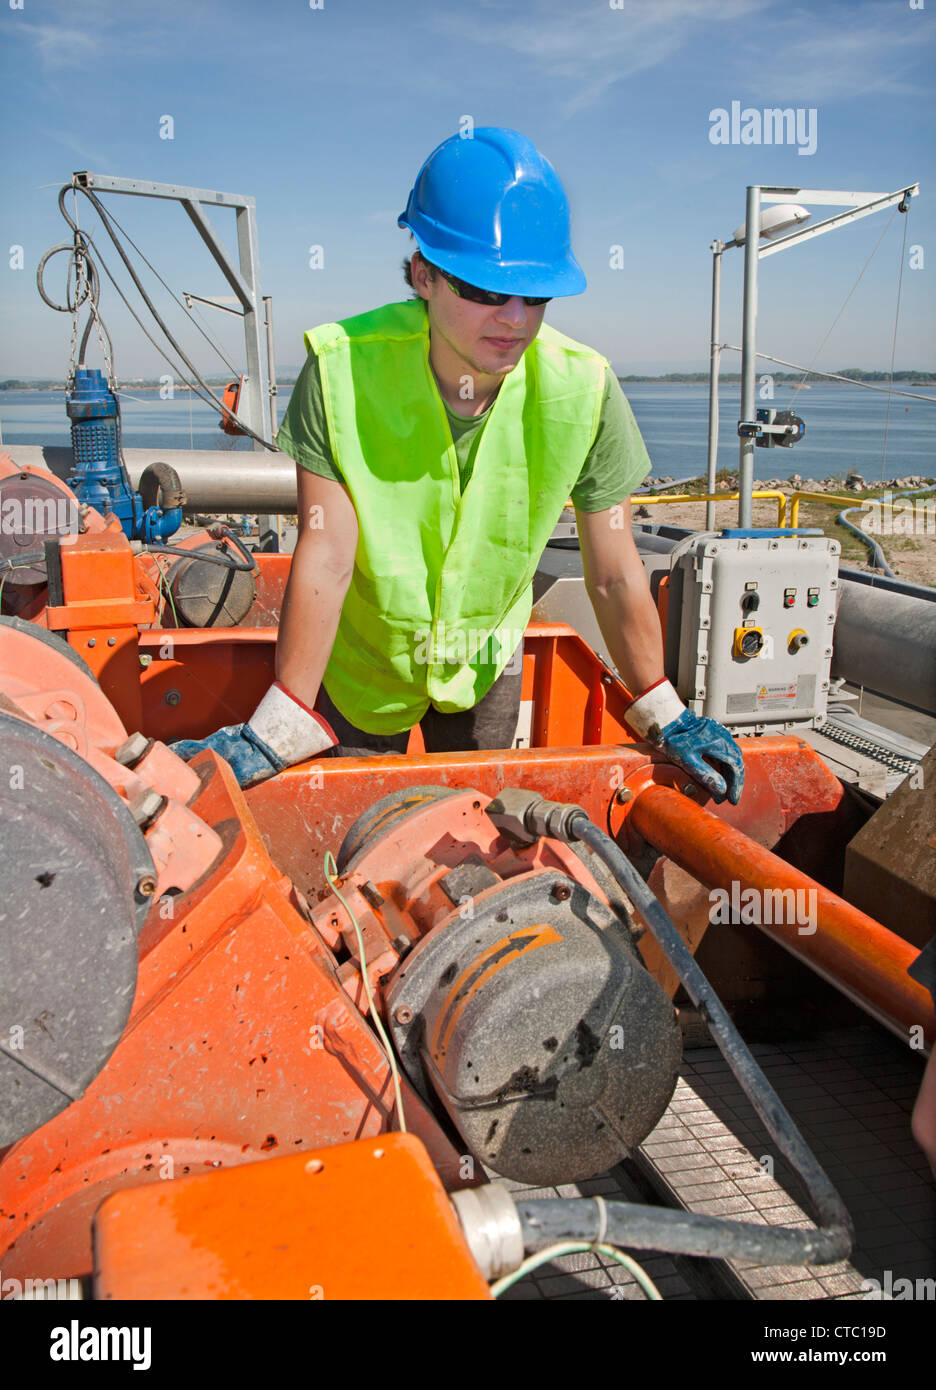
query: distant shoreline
3 374 936 393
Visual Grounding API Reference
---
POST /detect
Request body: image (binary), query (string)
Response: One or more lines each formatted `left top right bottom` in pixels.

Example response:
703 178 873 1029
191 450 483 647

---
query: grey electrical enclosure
670 534 840 733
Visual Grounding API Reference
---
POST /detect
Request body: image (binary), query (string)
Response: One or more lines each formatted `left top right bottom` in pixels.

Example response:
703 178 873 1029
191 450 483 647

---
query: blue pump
65 368 182 542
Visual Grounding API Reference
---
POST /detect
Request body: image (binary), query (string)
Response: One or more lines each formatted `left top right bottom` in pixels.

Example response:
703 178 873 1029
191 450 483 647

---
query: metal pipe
12 446 299 513
705 241 723 532
832 581 936 714
263 296 278 439
628 783 935 1045
738 185 760 529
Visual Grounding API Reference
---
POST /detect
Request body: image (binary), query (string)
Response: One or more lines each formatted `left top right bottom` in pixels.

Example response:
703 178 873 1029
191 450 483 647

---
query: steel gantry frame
72 172 273 447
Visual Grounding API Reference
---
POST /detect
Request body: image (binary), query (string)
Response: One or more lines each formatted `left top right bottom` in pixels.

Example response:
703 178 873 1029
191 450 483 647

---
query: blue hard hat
398 127 586 298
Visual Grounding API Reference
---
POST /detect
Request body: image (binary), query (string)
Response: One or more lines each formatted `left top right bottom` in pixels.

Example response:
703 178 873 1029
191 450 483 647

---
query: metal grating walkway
497 1025 935 1301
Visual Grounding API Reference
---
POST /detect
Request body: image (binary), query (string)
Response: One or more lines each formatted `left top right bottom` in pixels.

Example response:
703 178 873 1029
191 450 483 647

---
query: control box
667 534 839 733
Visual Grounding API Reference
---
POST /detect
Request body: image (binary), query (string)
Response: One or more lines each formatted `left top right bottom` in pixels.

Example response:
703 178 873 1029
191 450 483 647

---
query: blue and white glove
625 678 745 806
170 680 337 788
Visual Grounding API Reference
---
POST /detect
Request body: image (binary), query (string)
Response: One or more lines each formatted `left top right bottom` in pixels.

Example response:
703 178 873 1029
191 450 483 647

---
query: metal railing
634 490 788 527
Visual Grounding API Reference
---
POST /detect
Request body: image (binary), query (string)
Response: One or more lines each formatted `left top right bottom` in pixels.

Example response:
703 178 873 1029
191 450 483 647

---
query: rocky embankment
636 472 936 586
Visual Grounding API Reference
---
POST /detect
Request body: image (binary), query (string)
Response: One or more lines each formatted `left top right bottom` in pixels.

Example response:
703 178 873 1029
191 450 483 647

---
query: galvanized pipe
832 580 936 715
628 782 935 1046
12 446 299 513
738 184 760 529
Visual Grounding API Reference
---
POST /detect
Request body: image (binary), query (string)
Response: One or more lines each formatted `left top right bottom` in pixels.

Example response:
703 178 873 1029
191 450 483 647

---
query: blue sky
1 0 934 378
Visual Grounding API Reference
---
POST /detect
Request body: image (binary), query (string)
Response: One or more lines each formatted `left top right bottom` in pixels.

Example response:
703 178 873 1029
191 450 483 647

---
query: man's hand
625 678 745 805
170 681 337 788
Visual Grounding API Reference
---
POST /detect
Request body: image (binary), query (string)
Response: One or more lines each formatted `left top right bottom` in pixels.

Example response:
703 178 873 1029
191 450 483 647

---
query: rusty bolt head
552 882 572 901
164 690 181 707
136 874 158 897
681 782 697 798
615 786 634 804
394 1004 414 1026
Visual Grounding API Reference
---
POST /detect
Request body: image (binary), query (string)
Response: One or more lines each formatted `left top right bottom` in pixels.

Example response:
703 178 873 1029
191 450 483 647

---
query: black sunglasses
440 270 551 308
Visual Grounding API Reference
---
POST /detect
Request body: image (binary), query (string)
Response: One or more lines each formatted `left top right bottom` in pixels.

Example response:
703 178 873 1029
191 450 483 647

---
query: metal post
236 207 277 549
738 185 760 528
705 241 724 531
235 203 270 445
263 296 278 440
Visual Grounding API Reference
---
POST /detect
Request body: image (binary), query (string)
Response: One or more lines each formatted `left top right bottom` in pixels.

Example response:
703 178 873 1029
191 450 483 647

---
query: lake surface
1 381 933 484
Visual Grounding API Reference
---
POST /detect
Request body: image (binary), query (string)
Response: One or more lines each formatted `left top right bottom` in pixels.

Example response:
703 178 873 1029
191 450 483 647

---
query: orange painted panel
94 1134 491 1300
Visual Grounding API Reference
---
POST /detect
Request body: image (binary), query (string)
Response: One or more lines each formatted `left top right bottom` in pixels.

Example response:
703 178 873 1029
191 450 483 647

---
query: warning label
755 682 798 707
725 675 817 719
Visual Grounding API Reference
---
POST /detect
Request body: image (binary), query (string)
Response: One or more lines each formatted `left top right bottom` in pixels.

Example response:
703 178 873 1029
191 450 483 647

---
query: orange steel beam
629 783 936 1048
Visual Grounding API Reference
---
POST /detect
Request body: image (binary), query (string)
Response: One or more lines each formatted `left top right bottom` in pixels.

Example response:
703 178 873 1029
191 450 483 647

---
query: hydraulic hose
837 486 936 579
484 794 853 1266
142 523 257 573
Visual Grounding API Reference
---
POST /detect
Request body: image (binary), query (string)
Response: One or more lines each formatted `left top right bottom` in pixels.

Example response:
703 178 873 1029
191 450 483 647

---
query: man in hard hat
172 128 744 805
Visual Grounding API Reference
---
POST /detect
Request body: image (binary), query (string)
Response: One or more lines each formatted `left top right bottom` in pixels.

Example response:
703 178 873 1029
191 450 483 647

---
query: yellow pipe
634 490 788 528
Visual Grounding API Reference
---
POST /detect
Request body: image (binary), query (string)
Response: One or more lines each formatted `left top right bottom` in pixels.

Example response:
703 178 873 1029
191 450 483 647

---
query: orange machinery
1 473 932 1298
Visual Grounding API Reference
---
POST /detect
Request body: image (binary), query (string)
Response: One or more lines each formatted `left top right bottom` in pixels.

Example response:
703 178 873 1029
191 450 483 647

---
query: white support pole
706 241 724 531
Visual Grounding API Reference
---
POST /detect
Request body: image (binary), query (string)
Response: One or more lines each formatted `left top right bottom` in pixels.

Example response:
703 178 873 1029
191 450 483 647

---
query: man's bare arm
576 498 663 696
276 466 359 706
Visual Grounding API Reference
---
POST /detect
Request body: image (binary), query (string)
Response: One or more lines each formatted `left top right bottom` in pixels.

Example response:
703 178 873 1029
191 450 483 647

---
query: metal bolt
136 874 158 897
394 1004 414 1025
140 654 152 667
129 789 165 828
615 786 634 804
87 638 96 648
552 882 572 901
681 783 697 797
115 732 151 768
107 637 116 647
164 690 181 707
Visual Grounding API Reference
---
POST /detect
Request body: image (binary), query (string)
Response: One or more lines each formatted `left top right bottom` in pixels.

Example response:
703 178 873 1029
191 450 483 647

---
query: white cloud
429 0 771 115
427 0 931 115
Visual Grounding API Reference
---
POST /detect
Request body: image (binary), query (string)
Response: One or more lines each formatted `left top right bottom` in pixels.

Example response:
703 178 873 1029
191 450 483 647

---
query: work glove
170 680 338 788
624 678 745 806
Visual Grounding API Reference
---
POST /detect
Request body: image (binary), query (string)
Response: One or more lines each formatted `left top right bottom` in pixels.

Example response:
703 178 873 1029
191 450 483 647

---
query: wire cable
56 184 276 451
95 198 241 376
490 1242 663 1299
781 207 899 409
880 203 911 481
322 850 407 1133
718 347 936 403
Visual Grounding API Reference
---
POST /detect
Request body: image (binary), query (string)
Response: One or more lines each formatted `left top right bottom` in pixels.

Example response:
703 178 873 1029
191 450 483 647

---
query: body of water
1 381 933 484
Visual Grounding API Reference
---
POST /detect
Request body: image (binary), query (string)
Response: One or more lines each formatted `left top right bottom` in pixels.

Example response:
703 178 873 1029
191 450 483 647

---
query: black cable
563 811 853 1264
484 792 853 1266
57 184 276 451
143 525 256 573
95 199 240 376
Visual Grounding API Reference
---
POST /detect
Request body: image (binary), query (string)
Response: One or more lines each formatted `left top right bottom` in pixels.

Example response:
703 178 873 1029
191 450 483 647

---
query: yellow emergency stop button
733 626 764 659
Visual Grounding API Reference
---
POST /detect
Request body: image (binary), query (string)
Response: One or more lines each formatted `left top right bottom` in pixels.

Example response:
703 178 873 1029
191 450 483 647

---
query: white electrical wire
323 850 407 1133
491 1241 663 1299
